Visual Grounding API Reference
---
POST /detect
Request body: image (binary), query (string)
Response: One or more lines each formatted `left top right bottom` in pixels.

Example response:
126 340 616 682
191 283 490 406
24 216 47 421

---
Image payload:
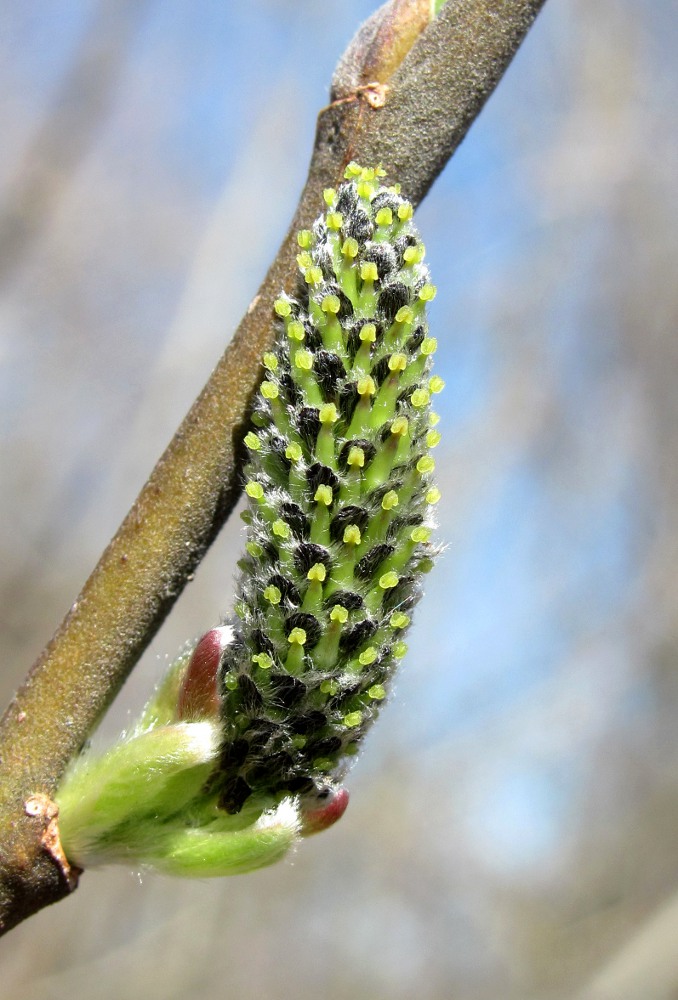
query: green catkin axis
215 164 443 813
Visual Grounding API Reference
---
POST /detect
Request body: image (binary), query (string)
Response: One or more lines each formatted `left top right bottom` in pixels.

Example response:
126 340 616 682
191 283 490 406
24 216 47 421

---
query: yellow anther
343 711 363 728
288 628 307 646
252 652 273 670
347 446 365 468
321 294 341 315
260 381 279 400
343 524 362 546
307 563 327 583
294 349 313 371
360 261 378 282
358 647 377 666
410 388 430 408
315 484 333 506
319 402 338 424
357 375 376 397
342 238 359 259
416 456 435 475
274 298 292 317
381 490 399 511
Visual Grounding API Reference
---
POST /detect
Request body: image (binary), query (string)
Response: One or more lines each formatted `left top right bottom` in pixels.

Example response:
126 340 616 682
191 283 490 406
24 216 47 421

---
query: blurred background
1 1 677 997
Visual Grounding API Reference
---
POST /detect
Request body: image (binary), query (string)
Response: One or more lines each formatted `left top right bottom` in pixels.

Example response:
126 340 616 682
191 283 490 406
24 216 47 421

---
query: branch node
24 795 80 892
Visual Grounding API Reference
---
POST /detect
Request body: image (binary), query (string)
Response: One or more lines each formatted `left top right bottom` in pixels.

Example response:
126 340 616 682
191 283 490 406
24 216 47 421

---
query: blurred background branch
0 0 545 934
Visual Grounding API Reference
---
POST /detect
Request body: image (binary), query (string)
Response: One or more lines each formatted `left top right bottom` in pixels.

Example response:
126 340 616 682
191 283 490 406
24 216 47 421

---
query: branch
0 0 547 934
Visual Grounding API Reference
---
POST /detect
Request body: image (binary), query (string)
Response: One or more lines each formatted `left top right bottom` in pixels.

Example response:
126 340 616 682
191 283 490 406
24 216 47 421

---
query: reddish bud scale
177 626 231 721
299 785 350 836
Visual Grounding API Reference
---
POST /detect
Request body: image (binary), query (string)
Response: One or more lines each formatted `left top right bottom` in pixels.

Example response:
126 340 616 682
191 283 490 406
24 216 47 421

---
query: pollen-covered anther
244 432 261 451
397 202 413 221
343 711 363 728
429 375 445 394
420 337 437 356
330 605 349 624
319 403 339 424
390 415 409 437
253 652 274 669
263 585 282 605
314 484 333 506
416 456 435 475
307 563 327 583
411 526 432 543
426 429 442 448
342 238 359 259
403 243 425 265
426 486 442 505
321 295 341 315
245 481 264 500
419 283 437 301
304 266 323 285
285 442 303 462
379 571 399 590
381 490 399 511
287 321 305 342
347 446 365 468
294 349 313 371
357 376 376 397
411 387 430 408
288 628 307 646
297 229 312 248
359 323 377 343
360 261 379 283
263 352 278 371
389 611 410 629
323 187 336 206
367 684 386 700
260 381 279 400
272 519 290 539
393 641 408 659
343 524 362 546
326 212 343 230
388 353 407 372
274 298 292 317
394 305 414 326
375 207 393 227
358 647 377 666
